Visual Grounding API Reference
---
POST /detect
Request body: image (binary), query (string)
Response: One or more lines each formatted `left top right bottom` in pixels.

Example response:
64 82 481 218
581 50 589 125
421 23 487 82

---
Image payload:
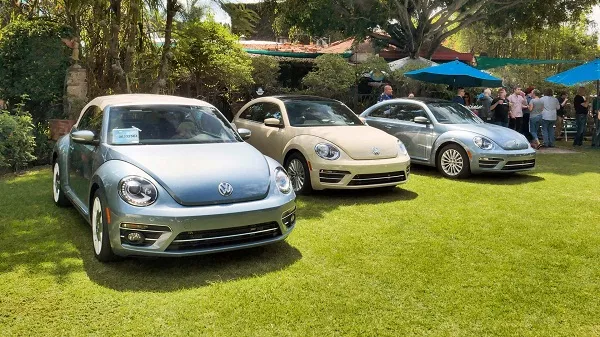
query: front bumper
469 148 536 173
308 155 411 190
107 197 296 257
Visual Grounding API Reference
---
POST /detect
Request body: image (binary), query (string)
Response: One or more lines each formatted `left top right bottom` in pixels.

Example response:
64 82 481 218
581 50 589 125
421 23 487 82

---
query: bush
0 100 36 172
0 20 73 122
302 54 355 98
250 56 280 91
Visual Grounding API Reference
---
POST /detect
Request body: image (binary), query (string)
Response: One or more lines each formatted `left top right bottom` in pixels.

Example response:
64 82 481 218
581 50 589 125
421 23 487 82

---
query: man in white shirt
507 86 528 132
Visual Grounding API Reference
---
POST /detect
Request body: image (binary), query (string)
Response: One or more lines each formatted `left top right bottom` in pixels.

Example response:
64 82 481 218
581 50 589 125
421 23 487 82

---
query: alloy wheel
440 148 464 176
91 197 103 255
287 159 305 192
53 163 61 203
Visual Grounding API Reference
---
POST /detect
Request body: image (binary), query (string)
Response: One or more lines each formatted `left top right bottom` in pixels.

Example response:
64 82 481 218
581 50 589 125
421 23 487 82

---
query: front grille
479 157 504 169
120 224 171 247
319 170 350 184
502 159 535 170
348 171 406 186
166 222 282 251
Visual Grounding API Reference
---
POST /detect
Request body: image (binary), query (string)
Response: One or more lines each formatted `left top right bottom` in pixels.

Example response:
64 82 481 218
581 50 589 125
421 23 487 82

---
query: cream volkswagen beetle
233 96 411 194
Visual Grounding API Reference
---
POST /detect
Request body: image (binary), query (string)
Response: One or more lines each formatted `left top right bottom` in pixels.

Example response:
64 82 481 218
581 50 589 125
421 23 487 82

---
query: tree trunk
152 0 178 94
109 0 128 93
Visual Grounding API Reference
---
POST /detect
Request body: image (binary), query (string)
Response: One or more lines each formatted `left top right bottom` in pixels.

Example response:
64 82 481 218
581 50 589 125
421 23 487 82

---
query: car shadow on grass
78 239 302 292
409 164 545 185
297 187 419 220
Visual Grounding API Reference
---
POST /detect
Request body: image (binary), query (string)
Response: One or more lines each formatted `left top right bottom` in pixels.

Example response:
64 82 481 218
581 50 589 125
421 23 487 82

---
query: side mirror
238 128 251 140
71 130 98 145
264 118 283 128
414 116 430 124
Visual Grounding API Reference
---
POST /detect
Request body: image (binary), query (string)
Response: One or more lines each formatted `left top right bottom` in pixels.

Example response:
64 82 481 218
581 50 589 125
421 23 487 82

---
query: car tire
91 190 118 262
285 153 313 195
52 162 71 207
436 144 471 179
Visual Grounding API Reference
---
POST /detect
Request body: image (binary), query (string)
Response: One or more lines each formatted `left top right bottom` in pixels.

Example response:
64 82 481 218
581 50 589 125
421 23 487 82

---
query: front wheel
52 162 71 207
91 190 118 262
436 144 471 179
285 153 313 195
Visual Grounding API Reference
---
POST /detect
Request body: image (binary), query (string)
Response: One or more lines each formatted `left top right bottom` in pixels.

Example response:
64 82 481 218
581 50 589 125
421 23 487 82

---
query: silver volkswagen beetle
52 94 296 262
360 98 536 178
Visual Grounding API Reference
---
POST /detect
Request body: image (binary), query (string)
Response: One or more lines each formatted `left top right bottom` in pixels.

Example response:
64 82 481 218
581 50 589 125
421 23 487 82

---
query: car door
366 103 420 157
391 103 435 161
235 102 287 162
68 105 103 205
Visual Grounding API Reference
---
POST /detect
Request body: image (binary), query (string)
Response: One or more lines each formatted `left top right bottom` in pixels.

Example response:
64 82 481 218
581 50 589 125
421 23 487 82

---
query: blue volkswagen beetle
360 98 536 178
52 94 296 262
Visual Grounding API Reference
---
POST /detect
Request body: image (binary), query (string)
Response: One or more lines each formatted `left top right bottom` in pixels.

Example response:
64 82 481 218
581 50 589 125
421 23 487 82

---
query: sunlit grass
1 141 599 336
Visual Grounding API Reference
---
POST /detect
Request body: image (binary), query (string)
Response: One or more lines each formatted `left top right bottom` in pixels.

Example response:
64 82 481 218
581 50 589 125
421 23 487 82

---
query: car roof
87 94 214 110
397 97 451 104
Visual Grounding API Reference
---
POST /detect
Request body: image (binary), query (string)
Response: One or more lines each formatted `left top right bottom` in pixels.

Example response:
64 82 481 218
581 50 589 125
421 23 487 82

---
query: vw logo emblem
218 182 233 197
372 147 381 155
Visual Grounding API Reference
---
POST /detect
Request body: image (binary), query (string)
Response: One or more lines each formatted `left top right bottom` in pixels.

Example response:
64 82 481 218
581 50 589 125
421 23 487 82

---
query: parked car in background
233 96 411 194
52 94 296 262
360 98 536 178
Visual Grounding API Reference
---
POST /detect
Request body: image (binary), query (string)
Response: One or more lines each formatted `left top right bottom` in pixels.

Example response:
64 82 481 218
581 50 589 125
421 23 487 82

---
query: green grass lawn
1 141 600 336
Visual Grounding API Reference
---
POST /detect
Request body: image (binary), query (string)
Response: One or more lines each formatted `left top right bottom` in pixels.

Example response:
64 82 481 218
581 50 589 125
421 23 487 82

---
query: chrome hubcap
441 149 464 176
92 197 103 255
53 163 60 202
287 159 305 192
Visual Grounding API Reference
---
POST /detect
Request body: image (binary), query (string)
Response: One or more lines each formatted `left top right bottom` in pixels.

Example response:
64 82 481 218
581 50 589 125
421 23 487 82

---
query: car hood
444 123 530 150
295 126 399 160
106 142 270 206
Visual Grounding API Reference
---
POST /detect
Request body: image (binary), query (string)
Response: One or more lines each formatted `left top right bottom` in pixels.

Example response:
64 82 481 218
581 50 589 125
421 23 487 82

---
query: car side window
395 104 427 123
77 105 103 137
263 102 283 121
240 102 282 124
369 104 397 119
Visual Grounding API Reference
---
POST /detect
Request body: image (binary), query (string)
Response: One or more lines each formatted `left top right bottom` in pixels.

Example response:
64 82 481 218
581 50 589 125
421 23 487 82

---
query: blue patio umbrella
545 58 600 86
404 60 503 88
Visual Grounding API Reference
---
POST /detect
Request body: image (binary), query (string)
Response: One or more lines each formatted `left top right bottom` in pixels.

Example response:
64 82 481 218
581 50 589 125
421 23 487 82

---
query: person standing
592 95 600 147
528 89 544 149
507 86 527 132
464 92 472 106
476 88 493 122
491 88 510 127
378 85 394 102
540 88 560 147
573 86 590 146
555 92 568 140
452 88 466 105
521 87 535 141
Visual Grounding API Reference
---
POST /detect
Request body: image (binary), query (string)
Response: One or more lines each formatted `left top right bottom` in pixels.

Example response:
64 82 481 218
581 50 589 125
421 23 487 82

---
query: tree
152 0 181 94
302 54 355 98
222 3 260 37
174 18 253 97
279 0 598 59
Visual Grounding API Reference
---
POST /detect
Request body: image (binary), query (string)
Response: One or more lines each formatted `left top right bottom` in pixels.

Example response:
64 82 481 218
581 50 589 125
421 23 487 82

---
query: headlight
397 140 408 155
118 176 158 206
274 167 292 194
473 136 494 150
314 143 340 160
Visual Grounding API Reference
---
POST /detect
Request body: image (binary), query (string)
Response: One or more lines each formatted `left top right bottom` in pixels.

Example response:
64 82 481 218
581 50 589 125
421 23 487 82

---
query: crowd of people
377 84 600 149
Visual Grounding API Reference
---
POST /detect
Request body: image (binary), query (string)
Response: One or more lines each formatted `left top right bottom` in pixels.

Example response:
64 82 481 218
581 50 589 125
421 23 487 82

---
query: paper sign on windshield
112 128 140 144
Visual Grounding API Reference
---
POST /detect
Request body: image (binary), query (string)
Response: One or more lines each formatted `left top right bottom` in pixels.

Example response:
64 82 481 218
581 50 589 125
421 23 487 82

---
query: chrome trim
118 228 170 233
172 228 279 243
120 236 158 242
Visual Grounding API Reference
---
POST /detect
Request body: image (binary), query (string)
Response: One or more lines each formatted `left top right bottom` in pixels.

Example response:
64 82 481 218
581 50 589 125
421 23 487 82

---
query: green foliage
249 56 280 91
0 20 72 121
302 54 355 97
0 96 36 172
354 55 390 80
174 18 253 95
223 4 260 37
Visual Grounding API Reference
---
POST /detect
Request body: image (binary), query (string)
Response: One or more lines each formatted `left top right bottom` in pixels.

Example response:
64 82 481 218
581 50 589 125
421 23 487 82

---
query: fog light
127 231 145 244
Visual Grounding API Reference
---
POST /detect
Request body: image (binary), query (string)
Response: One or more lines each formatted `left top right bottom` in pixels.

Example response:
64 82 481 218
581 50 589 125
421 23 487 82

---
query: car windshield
427 102 484 124
284 100 363 127
107 105 241 145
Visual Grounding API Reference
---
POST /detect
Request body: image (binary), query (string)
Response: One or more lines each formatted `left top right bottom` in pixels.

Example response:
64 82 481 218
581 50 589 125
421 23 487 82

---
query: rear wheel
436 144 471 179
91 190 118 262
52 162 71 207
285 153 313 195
